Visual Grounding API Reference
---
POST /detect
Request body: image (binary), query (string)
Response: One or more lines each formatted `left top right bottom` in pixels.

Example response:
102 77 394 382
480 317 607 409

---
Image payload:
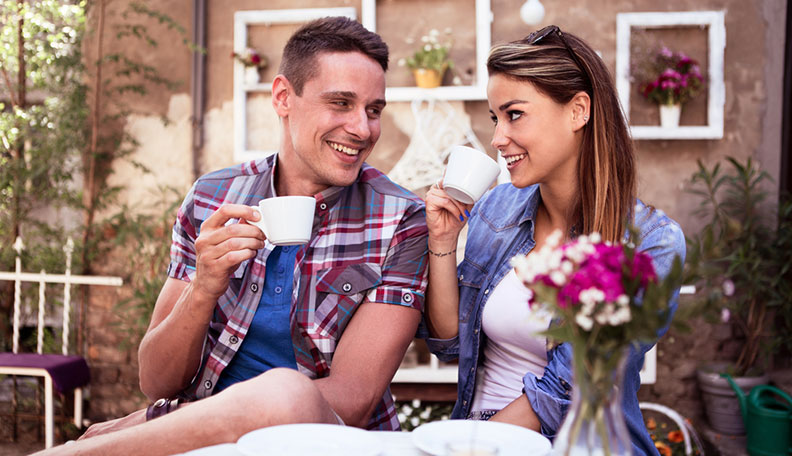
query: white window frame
360 0 491 102
616 11 726 140
233 8 357 161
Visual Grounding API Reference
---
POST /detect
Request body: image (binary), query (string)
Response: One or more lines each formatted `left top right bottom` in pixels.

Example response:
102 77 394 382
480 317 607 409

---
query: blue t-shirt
215 245 298 392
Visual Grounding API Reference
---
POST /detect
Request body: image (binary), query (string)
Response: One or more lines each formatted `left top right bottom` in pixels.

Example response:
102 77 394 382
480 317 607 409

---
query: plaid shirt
167 154 428 430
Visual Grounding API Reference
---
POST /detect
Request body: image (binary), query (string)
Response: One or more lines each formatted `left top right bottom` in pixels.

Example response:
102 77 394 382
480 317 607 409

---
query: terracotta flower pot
413 67 446 89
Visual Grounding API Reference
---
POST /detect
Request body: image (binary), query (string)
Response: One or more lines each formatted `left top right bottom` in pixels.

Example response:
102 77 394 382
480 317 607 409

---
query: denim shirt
422 184 686 456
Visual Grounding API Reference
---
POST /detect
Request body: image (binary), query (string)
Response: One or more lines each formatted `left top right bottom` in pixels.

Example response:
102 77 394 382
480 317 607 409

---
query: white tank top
471 268 552 412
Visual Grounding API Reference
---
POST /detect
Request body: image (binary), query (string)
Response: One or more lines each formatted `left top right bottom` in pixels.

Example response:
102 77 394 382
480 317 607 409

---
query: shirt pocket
457 260 485 323
313 263 383 340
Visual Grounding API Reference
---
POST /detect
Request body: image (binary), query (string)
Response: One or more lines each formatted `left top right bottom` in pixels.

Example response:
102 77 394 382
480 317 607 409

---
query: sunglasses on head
525 25 590 86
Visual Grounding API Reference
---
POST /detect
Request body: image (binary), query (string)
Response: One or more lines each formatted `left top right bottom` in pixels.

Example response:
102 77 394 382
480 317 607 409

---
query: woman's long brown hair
487 30 636 242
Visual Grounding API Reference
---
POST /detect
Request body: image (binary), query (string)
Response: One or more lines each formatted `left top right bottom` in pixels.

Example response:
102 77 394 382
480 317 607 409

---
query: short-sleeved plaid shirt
167 154 428 430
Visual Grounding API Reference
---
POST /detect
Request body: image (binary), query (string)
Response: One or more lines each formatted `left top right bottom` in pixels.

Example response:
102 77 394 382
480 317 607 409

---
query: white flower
424 44 432 52
411 398 421 408
610 305 632 325
429 28 440 36
398 413 406 422
419 408 431 419
589 232 602 243
421 35 429 43
578 288 605 306
575 313 594 331
561 260 574 275
411 417 420 427
550 271 567 286
397 58 406 67
617 294 629 306
722 279 735 297
452 76 462 85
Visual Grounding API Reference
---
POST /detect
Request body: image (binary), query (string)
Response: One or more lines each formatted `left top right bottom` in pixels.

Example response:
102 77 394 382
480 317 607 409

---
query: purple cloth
0 353 90 394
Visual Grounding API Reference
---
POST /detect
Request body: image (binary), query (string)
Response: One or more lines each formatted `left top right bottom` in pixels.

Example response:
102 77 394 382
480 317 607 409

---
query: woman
422 26 685 455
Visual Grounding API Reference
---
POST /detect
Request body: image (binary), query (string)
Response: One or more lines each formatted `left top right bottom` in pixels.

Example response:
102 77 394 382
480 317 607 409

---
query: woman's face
487 74 582 189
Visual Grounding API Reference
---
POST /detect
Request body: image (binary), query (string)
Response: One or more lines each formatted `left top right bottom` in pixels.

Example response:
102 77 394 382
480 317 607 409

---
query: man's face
278 51 386 195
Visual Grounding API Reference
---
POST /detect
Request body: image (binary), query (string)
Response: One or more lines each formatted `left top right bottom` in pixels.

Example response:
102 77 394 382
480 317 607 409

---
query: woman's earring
583 115 589 124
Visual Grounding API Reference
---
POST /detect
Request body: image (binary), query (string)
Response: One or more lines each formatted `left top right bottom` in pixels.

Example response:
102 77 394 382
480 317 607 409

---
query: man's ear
570 91 591 132
272 75 292 117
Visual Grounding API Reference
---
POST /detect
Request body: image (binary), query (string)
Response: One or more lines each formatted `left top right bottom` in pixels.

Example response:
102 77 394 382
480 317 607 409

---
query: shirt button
319 203 327 210
229 335 239 344
403 293 413 303
474 329 479 334
484 288 490 295
459 274 464 280
342 282 352 293
274 286 283 294
463 400 468 406
278 266 285 273
204 380 212 390
250 283 258 292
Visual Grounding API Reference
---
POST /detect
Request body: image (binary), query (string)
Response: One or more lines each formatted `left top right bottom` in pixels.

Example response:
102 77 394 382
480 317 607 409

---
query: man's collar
270 152 358 211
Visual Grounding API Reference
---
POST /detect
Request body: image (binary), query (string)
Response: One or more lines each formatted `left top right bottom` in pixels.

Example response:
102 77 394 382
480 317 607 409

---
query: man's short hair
279 16 389 95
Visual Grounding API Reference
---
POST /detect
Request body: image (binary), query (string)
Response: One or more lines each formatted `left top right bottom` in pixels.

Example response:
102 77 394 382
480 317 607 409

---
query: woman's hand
425 181 473 248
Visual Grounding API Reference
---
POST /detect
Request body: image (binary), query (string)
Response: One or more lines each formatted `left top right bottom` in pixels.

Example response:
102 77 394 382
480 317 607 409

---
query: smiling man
37 17 428 455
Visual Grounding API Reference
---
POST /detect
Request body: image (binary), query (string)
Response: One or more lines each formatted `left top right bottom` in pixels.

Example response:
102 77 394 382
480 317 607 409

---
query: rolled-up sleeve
522 342 574 440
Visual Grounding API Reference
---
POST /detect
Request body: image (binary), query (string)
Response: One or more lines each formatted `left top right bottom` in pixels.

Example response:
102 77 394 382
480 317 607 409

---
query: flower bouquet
232 47 268 69
232 47 268 85
637 46 703 107
511 229 683 455
635 46 704 127
398 28 455 88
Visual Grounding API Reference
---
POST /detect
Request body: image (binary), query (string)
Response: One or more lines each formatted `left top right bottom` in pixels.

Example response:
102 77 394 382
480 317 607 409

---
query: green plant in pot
684 157 792 435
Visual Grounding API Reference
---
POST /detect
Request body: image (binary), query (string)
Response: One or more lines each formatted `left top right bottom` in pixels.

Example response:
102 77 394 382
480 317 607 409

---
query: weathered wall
85 0 788 429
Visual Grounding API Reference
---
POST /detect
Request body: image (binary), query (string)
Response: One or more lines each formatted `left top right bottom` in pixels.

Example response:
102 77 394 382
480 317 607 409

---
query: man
39 16 428 455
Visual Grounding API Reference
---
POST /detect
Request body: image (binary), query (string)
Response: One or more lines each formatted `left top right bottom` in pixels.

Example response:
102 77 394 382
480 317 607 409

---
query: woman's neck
535 181 577 243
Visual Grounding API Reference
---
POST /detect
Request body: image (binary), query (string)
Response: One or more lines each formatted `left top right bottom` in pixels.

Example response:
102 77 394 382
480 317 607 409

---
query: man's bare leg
35 369 339 455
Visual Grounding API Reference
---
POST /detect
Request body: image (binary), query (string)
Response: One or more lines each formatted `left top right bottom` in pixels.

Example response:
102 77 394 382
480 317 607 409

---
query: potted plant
233 47 268 85
398 28 455 89
684 157 792 435
635 45 704 128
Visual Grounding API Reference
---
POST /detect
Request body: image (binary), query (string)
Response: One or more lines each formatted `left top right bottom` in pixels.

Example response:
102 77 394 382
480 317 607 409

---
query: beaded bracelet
428 248 457 258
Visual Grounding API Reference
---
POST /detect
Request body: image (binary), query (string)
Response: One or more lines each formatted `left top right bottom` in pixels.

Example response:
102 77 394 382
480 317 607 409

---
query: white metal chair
0 237 122 448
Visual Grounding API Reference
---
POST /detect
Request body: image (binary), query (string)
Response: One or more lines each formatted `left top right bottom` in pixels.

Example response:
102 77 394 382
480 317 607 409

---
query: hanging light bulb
520 0 545 25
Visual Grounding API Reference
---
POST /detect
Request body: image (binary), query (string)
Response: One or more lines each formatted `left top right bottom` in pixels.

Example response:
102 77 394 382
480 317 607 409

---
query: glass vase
552 347 632 456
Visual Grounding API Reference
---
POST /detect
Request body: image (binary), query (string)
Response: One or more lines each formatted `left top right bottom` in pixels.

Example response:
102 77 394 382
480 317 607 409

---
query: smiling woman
420 25 685 456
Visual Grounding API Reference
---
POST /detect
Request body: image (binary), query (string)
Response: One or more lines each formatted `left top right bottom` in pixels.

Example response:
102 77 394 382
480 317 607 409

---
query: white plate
178 443 246 455
237 423 383 456
411 420 552 456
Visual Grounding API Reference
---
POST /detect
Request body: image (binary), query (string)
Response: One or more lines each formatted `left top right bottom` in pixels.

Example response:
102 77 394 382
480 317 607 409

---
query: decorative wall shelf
361 0 491 102
616 11 726 140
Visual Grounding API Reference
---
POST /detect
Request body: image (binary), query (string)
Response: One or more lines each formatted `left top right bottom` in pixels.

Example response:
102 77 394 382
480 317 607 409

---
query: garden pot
413 67 446 89
697 363 770 435
244 66 260 85
659 103 681 128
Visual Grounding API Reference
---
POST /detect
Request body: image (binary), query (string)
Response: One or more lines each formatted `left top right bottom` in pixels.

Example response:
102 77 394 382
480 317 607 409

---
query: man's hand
192 204 266 303
78 408 147 440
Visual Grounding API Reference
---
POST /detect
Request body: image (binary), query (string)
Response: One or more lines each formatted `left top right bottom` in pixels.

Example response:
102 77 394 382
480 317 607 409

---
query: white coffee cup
442 145 501 204
249 196 316 245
